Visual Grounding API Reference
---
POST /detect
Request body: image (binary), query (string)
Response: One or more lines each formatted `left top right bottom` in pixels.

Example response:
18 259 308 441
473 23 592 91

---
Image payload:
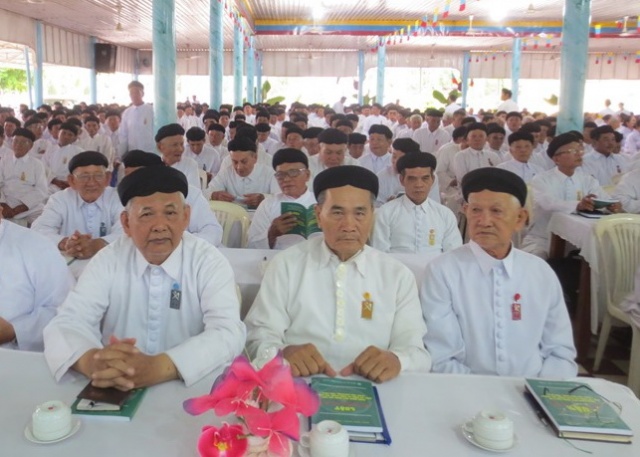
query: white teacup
31 400 72 441
300 420 350 457
469 410 514 450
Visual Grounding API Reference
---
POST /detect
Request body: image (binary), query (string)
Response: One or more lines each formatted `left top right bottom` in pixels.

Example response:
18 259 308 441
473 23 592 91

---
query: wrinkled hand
243 193 265 209
607 202 622 214
63 231 97 259
576 194 596 212
340 346 401 383
51 178 69 190
267 213 298 247
211 191 235 202
80 336 140 391
283 343 337 377
1 203 14 218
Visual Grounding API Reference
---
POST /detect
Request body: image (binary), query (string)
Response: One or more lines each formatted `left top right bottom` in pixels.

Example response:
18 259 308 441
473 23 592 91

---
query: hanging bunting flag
616 20 623 29
433 8 440 25
460 0 467 12
443 0 452 18
637 16 640 33
595 24 601 37
635 51 640 63
546 38 552 48
595 54 600 65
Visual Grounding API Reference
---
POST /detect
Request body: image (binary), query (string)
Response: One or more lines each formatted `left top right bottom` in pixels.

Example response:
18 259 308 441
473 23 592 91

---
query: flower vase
244 436 293 457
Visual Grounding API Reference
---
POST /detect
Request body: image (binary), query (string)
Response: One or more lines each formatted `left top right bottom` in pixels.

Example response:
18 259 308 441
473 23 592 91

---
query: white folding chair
592 214 640 396
209 201 250 248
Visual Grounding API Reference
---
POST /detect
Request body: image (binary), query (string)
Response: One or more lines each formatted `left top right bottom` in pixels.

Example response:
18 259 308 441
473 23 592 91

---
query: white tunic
78 133 114 164
118 103 155 156
220 146 273 169
247 189 318 250
361 114 387 134
31 187 124 247
0 220 73 351
420 241 577 378
375 166 441 207
43 233 246 386
245 237 432 372
206 162 278 200
496 159 543 184
259 137 282 156
42 143 84 190
308 154 360 178
185 184 223 246
371 195 462 254
612 168 640 214
412 127 451 154
580 151 629 186
167 156 200 190
185 144 222 176
28 138 54 161
624 130 640 156
0 153 48 220
358 152 391 174
453 147 502 183
522 168 607 257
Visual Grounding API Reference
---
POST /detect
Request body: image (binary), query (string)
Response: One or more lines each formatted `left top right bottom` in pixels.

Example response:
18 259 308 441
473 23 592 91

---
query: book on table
524 379 633 443
280 202 321 239
310 377 391 444
71 382 148 421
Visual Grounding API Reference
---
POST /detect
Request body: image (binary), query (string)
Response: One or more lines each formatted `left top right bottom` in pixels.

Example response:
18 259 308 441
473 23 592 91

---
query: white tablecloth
547 213 602 334
2 348 639 457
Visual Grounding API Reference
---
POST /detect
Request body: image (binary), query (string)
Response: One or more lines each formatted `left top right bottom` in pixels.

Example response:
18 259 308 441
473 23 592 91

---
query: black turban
313 165 378 199
425 108 443 117
68 151 109 174
546 132 581 158
508 132 534 146
272 148 309 170
348 133 367 145
396 152 437 174
155 123 185 143
392 138 420 154
118 165 188 206
228 136 257 153
12 128 35 142
318 128 348 145
461 168 527 207
122 150 163 168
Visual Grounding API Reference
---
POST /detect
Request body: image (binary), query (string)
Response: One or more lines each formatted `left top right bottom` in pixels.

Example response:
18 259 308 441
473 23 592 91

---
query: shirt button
336 290 344 298
497 321 503 329
498 355 505 362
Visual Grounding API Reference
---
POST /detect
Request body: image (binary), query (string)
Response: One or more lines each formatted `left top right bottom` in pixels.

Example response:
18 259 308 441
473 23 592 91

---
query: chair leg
627 326 640 397
594 314 613 372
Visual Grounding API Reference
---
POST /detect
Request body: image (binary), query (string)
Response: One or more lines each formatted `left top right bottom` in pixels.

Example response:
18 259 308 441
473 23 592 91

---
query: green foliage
261 80 284 105
0 68 27 92
266 96 285 105
545 94 559 106
432 90 447 105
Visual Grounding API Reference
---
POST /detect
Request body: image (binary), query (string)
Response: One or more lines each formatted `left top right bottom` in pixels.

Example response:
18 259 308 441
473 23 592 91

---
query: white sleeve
247 198 273 249
31 194 66 246
612 173 640 214
370 207 392 253
187 191 223 246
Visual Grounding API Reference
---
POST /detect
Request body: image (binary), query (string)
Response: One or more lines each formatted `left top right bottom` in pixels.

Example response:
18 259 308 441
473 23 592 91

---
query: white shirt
31 187 124 247
178 115 203 131
522 168 606 256
581 151 629 186
332 101 345 114
260 137 282 156
358 152 391 174
43 233 246 386
624 130 640 157
245 237 432 372
206 162 278 200
375 165 440 207
444 102 462 117
78 133 114 164
0 153 48 219
420 241 577 378
435 142 461 193
496 159 543 184
28 138 54 161
0 220 73 351
42 143 84 190
220 147 273 170
118 103 155 156
102 126 121 161
612 168 640 214
453 147 502 182
169 156 201 190
497 99 519 113
412 127 451 154
308 154 360 178
185 144 222 176
247 189 318 250
393 123 412 139
372 195 461 254
0 144 12 160
184 184 223 246
361 114 387 134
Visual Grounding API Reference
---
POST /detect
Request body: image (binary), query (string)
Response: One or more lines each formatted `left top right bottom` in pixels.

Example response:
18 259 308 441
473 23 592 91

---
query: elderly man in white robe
246 166 431 384
420 167 578 378
44 165 245 389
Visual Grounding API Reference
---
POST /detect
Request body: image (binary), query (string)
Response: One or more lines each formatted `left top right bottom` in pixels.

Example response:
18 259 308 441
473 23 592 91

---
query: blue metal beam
24 47 33 109
376 44 385 105
461 51 470 109
233 25 243 107
246 36 255 104
358 50 364 105
89 36 97 105
34 21 44 107
511 38 522 104
209 0 223 109
152 0 177 130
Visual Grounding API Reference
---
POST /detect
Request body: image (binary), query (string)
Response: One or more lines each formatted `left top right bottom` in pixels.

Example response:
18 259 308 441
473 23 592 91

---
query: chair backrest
198 168 208 191
209 201 250 247
594 214 640 307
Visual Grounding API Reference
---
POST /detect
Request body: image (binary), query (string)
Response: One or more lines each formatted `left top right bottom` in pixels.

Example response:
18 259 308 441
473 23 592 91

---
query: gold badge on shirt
361 292 373 320
20 172 26 181
429 229 436 246
576 190 583 200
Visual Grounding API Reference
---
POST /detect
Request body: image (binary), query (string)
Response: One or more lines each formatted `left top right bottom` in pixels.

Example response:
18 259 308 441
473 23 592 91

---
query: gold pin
20 172 26 181
361 292 373 320
429 229 436 246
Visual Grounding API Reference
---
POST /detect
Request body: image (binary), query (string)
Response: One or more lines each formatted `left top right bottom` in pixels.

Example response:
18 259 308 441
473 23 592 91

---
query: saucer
297 443 356 457
25 419 81 444
461 422 517 453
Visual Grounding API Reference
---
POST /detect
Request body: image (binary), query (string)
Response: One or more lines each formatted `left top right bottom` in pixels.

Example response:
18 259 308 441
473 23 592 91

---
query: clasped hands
211 191 264 208
576 194 622 213
282 343 401 384
75 336 177 391
58 230 106 259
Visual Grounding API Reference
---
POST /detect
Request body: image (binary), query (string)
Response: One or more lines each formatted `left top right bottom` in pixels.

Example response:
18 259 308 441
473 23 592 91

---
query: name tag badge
99 222 107 237
361 292 373 320
511 293 522 321
170 283 182 310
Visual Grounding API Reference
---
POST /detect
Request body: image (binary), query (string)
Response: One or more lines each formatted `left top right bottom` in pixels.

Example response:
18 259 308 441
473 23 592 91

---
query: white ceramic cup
300 420 350 457
31 400 72 441
470 410 514 450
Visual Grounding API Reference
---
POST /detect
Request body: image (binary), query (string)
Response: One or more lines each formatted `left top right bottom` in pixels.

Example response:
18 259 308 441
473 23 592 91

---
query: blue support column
511 38 522 104
557 0 591 134
24 47 33 109
246 37 255 104
89 36 97 104
376 44 385 105
233 25 243 107
461 51 470 109
34 21 44 108
256 52 263 103
152 0 176 130
358 50 365 105
133 50 140 81
209 0 223 109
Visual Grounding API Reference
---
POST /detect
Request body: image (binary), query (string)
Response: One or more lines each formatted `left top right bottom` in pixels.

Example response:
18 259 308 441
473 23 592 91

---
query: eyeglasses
554 148 584 156
73 172 106 183
274 168 307 180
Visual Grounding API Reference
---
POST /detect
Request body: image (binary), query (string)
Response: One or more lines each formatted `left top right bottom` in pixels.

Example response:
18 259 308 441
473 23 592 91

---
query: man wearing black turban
421 167 578 379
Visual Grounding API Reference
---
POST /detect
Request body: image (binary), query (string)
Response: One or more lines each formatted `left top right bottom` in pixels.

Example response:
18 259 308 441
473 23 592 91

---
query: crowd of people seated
1 83 639 392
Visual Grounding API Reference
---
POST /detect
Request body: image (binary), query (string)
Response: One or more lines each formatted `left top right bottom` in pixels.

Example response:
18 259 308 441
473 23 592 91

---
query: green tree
0 68 27 92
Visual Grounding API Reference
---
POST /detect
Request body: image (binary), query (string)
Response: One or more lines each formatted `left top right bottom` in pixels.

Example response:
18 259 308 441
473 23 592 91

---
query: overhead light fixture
526 3 536 14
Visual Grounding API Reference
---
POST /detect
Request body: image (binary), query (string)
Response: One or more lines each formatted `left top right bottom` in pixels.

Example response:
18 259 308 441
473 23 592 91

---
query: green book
525 379 633 443
281 202 320 238
311 377 383 433
71 387 148 422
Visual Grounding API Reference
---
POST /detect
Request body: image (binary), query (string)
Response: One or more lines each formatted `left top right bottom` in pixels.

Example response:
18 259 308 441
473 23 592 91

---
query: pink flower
197 423 248 457
239 404 298 455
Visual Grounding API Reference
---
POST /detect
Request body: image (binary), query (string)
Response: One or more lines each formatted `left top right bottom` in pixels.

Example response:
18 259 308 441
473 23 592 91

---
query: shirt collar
134 236 184 281
468 240 515 278
74 189 107 211
400 194 429 213
317 237 367 277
